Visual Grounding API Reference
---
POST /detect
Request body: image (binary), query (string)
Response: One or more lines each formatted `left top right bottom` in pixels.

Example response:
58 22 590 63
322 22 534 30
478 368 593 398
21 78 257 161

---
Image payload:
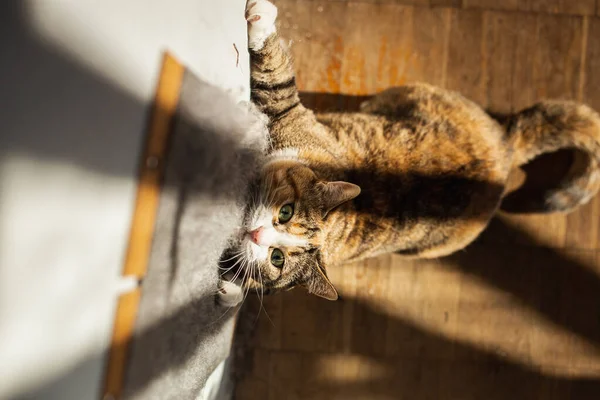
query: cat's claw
217 279 244 308
246 0 278 51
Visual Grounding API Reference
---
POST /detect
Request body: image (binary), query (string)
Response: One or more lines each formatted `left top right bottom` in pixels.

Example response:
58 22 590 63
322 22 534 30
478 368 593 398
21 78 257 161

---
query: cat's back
316 83 510 185
315 84 512 260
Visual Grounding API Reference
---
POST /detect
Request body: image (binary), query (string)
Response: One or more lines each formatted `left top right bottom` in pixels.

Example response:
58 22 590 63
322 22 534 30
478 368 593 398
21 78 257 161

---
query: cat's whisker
230 268 244 286
219 263 241 275
219 251 244 269
255 264 276 328
229 256 248 283
222 252 246 274
219 250 244 264
240 260 254 306
253 264 264 323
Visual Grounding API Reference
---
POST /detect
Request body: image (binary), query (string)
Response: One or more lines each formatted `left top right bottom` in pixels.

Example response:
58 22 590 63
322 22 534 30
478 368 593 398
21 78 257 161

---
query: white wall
0 1 248 399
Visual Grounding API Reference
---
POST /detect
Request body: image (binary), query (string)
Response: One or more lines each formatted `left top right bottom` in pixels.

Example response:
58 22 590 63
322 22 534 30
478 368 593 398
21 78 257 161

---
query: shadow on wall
15 300 238 400
1 0 144 397
0 1 145 180
236 217 600 399
1 0 248 399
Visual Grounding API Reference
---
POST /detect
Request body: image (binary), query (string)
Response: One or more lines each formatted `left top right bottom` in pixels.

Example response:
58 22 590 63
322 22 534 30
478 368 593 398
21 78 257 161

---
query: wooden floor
234 1 600 399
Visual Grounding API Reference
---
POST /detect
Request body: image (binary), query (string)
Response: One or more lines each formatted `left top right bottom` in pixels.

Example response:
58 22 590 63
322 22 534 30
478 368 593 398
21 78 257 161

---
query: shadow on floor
235 217 600 399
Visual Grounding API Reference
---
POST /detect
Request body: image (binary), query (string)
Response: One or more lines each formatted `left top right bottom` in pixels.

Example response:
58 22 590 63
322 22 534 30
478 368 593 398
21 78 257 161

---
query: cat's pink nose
249 227 263 245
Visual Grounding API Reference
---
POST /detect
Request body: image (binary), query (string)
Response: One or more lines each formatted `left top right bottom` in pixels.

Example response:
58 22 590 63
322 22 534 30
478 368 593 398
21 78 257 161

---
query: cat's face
224 158 360 300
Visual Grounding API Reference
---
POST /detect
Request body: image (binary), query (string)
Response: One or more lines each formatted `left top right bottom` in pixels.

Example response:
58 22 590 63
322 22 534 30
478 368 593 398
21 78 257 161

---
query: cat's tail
496 100 600 213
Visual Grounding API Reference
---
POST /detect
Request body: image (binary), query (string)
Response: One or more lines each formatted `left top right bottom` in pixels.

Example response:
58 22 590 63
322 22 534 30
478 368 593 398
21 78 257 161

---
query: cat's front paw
246 0 278 51
217 279 244 308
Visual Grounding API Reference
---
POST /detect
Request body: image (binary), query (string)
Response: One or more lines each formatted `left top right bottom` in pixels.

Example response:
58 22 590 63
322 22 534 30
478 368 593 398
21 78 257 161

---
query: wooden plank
303 0 348 111
454 245 539 361
325 260 358 353
276 0 313 91
266 351 396 400
530 0 563 14
410 6 451 86
337 1 445 114
430 0 462 7
482 11 519 114
566 17 600 251
584 16 600 110
375 3 414 91
244 292 284 350
267 351 305 399
446 9 487 106
340 2 401 100
234 378 269 400
528 248 600 376
566 195 600 250
123 53 184 276
237 246 600 397
511 13 539 111
354 5 450 89
101 52 183 400
530 0 596 15
278 0 347 113
378 0 429 5
561 0 598 16
348 257 391 357
463 0 525 12
280 289 343 352
102 289 142 400
448 10 539 112
385 256 462 360
533 13 583 100
234 350 271 400
464 0 595 15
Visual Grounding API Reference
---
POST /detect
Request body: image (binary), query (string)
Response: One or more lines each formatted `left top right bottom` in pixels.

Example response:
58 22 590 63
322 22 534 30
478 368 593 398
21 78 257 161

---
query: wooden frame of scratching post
101 52 184 400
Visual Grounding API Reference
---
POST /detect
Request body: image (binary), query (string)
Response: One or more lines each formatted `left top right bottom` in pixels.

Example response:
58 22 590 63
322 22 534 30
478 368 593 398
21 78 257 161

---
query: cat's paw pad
217 279 244 308
246 0 278 51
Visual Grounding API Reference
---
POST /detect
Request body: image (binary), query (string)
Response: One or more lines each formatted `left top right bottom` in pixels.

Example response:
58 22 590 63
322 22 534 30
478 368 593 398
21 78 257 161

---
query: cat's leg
217 279 244 308
246 0 278 51
246 0 306 122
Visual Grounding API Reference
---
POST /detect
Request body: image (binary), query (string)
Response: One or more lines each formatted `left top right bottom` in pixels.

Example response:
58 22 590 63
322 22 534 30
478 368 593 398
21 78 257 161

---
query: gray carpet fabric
122 70 268 400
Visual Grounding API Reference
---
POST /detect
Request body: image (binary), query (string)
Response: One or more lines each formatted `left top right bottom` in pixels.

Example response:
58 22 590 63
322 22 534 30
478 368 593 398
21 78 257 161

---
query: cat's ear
307 266 338 301
318 181 361 217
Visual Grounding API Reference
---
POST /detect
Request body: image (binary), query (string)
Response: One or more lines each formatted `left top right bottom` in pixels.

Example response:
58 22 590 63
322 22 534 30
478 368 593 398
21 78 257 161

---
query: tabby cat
217 0 600 306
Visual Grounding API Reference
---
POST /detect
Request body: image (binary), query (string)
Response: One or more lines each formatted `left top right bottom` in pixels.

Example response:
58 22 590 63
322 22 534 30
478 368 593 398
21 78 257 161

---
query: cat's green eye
278 204 294 223
270 248 285 268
